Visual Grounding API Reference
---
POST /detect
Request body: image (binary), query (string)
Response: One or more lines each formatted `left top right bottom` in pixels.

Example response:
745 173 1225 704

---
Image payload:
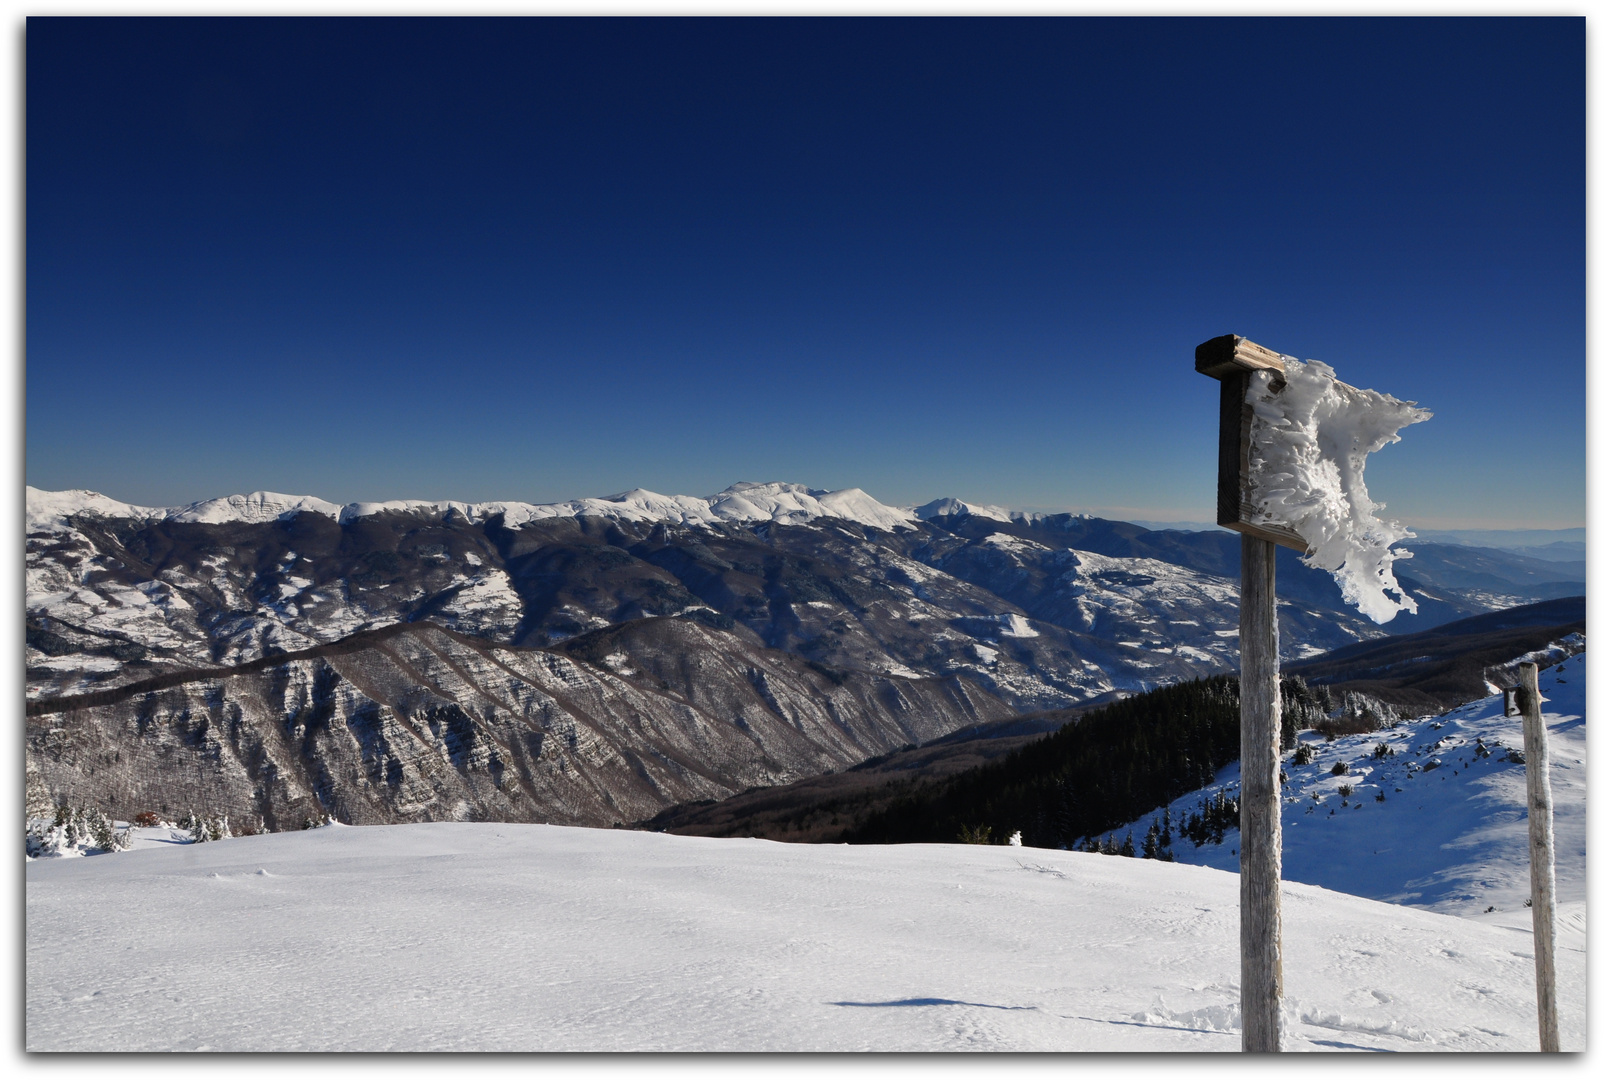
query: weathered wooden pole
1237 533 1282 1051
1196 334 1301 1053
1517 661 1560 1051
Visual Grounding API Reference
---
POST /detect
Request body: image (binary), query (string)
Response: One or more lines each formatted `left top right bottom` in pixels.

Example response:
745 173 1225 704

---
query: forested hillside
843 675 1332 848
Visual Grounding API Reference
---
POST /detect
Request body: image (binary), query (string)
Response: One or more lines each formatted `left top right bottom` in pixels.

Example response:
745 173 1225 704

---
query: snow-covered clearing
28 820 1583 1051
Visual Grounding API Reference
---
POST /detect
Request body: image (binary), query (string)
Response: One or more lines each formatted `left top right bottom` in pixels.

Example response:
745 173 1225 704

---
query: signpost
1196 335 1554 1050
1195 333 1297 1053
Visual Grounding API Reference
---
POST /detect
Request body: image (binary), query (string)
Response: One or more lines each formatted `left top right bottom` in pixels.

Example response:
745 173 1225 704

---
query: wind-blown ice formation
1245 357 1431 623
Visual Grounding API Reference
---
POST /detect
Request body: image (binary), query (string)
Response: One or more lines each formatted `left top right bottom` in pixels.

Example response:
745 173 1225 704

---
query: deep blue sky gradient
26 17 1585 527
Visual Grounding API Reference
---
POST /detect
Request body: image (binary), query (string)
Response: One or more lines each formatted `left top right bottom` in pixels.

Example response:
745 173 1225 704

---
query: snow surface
1245 358 1431 623
26 819 1584 1052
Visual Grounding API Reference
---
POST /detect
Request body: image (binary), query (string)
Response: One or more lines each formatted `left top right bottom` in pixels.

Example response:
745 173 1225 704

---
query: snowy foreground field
27 825 1585 1051
27 658 1587 1052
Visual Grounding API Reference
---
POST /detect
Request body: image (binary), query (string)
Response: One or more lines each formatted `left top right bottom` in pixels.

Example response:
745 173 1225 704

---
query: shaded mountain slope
27 617 1013 831
1284 597 1586 714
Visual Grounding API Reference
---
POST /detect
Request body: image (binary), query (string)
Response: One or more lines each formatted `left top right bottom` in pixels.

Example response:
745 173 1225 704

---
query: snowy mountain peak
167 491 347 525
914 496 1044 525
719 480 823 497
25 487 162 533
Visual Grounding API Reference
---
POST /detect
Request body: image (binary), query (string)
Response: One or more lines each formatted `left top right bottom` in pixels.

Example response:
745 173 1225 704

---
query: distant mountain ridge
27 480 1090 535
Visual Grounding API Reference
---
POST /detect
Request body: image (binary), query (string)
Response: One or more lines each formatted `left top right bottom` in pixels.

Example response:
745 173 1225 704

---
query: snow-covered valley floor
27 818 1585 1051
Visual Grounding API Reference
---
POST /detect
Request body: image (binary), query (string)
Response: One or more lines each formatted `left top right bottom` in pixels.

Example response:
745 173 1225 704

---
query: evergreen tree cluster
843 674 1318 851
1176 790 1240 847
25 804 133 858
179 811 233 843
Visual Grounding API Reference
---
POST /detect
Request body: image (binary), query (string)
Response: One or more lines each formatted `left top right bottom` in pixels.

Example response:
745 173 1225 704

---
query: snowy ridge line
21 621 433 717
26 482 1089 535
1482 631 1586 689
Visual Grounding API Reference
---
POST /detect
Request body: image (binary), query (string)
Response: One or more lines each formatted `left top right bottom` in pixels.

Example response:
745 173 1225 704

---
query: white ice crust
1245 357 1431 623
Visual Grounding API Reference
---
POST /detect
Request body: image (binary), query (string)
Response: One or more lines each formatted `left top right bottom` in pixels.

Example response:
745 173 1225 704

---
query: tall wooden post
1238 534 1282 1051
1517 661 1560 1051
1196 334 1300 1053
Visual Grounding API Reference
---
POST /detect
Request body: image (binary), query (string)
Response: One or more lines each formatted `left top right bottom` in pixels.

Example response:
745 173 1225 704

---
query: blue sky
25 16 1584 527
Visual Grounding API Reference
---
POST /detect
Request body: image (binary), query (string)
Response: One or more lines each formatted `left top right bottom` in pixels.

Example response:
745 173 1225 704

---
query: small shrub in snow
956 823 993 845
1337 784 1354 799
1372 743 1395 760
1330 761 1349 776
1292 744 1315 767
1007 830 1023 847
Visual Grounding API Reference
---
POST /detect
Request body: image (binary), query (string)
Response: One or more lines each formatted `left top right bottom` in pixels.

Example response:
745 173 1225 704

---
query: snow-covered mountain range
24 481 1581 832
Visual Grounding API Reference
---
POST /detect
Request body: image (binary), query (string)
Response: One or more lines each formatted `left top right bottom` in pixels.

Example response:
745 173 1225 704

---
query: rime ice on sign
1243 358 1430 624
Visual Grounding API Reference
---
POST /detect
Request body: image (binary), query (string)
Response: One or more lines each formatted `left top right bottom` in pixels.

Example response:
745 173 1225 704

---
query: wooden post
1517 661 1560 1051
1196 334 1297 1052
1238 534 1283 1052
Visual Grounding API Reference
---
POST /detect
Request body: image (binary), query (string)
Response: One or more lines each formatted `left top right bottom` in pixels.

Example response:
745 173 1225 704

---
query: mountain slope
1118 653 1587 920
27 618 1012 831
1284 597 1585 714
